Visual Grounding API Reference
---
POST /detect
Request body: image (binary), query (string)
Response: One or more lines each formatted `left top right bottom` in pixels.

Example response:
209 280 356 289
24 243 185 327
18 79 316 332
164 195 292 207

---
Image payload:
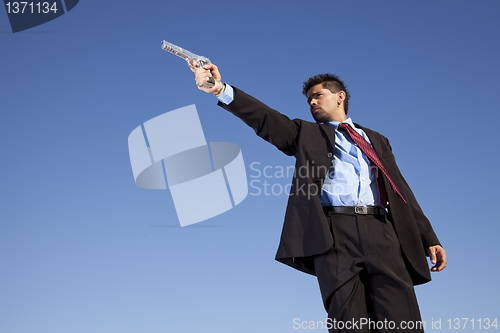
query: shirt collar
324 117 354 130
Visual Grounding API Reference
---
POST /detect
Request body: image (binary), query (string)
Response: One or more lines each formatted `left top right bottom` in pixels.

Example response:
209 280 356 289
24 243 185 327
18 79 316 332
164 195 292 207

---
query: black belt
323 206 387 215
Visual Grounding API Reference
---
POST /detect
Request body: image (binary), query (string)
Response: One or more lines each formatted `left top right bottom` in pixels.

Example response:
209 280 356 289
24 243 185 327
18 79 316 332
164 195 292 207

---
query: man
192 63 446 332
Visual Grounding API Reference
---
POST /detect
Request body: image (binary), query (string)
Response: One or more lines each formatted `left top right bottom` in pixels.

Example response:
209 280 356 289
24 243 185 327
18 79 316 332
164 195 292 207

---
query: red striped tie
338 123 406 208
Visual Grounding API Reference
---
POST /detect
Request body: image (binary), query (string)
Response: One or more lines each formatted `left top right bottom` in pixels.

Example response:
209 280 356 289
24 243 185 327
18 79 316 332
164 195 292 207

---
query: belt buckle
354 206 368 214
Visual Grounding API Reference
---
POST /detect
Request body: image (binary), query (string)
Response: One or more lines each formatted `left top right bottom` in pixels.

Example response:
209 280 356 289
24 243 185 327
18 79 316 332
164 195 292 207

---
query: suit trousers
313 211 424 333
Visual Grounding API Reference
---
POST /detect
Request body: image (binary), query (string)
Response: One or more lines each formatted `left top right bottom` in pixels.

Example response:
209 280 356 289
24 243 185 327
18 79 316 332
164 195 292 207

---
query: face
306 83 344 123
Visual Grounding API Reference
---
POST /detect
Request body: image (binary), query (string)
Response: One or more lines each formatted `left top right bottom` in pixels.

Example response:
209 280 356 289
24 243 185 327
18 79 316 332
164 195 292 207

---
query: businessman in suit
191 62 447 332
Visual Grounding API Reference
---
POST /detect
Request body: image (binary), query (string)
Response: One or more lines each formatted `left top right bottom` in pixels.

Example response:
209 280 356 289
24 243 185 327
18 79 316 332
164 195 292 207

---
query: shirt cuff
216 83 234 105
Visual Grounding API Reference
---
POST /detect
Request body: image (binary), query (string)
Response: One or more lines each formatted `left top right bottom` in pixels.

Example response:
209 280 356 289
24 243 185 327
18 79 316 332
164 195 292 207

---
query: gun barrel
161 40 197 61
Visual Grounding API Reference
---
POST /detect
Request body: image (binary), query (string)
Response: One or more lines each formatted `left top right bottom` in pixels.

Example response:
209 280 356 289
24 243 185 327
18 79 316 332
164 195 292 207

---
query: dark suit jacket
218 87 441 285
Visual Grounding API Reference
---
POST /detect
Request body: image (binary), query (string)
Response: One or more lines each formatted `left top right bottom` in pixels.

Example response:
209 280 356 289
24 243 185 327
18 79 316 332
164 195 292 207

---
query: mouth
311 107 322 114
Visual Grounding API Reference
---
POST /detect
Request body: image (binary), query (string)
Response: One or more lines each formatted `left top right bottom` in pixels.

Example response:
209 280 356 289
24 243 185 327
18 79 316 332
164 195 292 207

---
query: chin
313 113 330 123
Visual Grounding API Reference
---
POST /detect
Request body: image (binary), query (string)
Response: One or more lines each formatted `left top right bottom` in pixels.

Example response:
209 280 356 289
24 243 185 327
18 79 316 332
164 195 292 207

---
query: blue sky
1 1 499 332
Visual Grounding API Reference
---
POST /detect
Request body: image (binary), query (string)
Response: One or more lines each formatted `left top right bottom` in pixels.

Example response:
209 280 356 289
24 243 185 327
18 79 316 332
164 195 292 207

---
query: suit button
327 152 333 158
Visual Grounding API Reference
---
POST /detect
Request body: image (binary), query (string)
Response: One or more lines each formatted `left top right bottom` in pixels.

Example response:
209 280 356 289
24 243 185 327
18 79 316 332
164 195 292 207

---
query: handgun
161 40 215 88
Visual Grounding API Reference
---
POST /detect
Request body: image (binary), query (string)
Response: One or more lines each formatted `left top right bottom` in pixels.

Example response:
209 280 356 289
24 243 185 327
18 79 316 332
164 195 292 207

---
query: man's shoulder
354 123 388 139
354 123 392 150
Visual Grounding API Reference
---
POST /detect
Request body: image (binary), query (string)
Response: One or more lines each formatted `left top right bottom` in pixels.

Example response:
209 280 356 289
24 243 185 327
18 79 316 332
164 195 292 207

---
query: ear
337 91 346 103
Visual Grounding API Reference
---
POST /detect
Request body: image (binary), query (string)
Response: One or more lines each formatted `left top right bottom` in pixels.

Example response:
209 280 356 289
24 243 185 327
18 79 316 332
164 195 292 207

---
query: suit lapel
354 123 385 156
317 123 336 153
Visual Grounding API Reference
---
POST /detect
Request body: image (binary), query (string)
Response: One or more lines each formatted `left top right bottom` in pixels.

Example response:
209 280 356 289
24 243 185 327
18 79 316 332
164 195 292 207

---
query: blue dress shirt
319 119 381 207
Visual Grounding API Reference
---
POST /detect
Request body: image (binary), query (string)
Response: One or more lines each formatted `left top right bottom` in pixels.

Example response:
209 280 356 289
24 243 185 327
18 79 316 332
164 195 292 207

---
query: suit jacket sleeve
217 87 300 156
359 125 442 284
384 136 441 250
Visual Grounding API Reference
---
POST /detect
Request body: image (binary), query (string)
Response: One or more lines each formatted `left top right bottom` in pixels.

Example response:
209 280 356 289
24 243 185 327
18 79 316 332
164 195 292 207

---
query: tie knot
338 123 350 131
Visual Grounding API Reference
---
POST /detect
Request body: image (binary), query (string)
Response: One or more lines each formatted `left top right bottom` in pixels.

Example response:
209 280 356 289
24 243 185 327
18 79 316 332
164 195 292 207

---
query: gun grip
204 76 215 88
197 59 215 88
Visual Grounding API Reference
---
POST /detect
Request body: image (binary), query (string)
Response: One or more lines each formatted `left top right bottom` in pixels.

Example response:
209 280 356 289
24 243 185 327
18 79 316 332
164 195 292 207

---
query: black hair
302 74 351 114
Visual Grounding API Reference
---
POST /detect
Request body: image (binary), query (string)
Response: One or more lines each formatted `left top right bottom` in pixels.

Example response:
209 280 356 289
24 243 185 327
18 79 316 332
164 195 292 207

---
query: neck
329 113 347 123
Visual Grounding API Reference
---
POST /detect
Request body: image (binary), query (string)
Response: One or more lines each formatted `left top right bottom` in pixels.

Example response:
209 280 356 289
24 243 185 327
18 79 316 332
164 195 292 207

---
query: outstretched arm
189 61 300 156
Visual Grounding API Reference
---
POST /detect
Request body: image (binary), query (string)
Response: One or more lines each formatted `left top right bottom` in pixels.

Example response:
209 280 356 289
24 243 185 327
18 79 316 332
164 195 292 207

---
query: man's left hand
428 245 447 272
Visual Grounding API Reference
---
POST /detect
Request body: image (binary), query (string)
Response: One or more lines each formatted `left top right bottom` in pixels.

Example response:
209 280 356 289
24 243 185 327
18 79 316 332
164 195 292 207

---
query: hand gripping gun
161 40 215 88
